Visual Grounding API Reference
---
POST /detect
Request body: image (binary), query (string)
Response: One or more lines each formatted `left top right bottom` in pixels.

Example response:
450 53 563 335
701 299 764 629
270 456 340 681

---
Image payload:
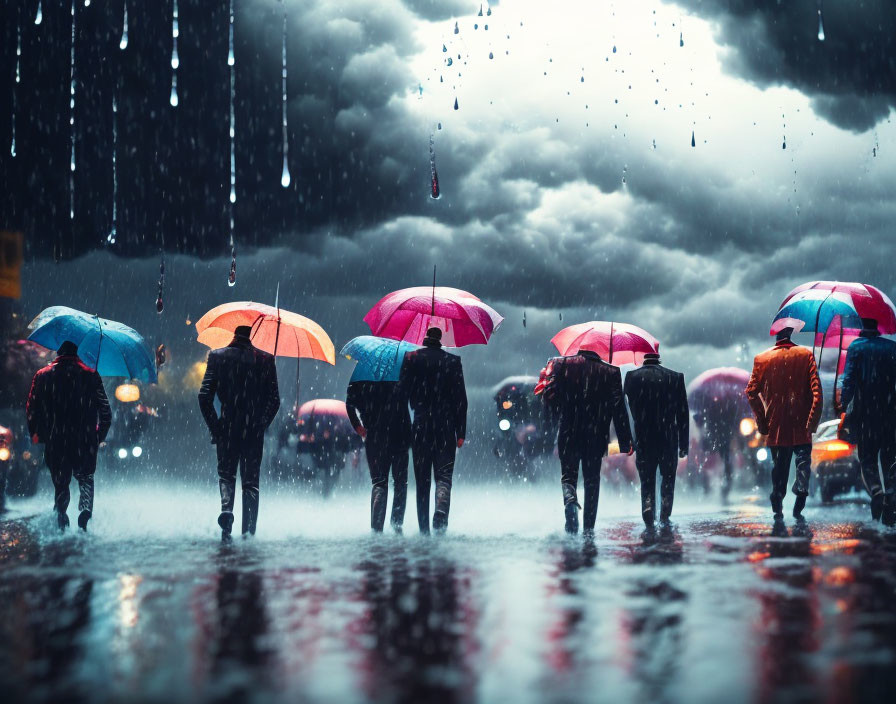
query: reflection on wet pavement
1 486 895 703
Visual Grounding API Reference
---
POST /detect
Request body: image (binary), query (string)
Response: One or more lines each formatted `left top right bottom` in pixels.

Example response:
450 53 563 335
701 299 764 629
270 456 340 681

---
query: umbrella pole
295 355 301 413
833 321 844 410
431 264 437 317
812 291 833 358
609 321 614 364
95 314 103 373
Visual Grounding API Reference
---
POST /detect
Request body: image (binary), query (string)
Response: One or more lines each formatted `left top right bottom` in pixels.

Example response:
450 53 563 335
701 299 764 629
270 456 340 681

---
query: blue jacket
839 332 896 433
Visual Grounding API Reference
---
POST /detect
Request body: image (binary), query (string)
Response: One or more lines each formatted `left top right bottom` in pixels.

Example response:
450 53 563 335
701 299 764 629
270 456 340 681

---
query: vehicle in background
0 422 42 506
492 376 557 478
811 419 861 503
102 382 160 465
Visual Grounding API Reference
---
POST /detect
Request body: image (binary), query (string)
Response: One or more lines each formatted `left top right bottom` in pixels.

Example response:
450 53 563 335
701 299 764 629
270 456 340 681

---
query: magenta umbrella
364 286 503 347
777 281 896 334
687 367 752 416
550 321 659 366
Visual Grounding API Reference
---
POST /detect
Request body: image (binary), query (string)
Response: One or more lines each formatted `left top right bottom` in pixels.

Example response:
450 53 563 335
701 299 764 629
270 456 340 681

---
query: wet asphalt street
0 483 894 704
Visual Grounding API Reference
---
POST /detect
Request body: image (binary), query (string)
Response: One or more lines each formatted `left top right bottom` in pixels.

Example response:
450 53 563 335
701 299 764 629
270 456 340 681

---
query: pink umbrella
779 281 896 334
364 286 503 347
550 321 659 366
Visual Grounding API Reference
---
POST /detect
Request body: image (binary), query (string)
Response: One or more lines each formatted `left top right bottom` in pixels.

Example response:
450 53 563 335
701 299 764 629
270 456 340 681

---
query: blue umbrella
340 335 420 383
27 306 157 383
771 289 861 334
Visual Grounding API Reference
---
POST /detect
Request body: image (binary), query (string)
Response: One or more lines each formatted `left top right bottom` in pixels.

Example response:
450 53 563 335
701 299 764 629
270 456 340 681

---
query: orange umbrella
196 301 335 408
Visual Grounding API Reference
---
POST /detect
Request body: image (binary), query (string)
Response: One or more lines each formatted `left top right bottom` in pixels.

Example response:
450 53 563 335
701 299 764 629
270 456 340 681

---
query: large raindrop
120 1 128 50
170 0 179 106
229 0 236 204
228 240 237 287
108 96 117 244
817 1 825 41
429 134 441 200
34 0 42 25
11 20 18 157
156 258 165 313
280 2 291 188
69 0 76 221
691 130 696 148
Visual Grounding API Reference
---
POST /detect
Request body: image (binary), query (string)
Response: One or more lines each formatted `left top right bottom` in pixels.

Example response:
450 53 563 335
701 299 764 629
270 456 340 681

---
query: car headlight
0 447 10 461
740 417 757 437
756 448 769 462
118 448 128 459
498 419 511 431
132 446 143 458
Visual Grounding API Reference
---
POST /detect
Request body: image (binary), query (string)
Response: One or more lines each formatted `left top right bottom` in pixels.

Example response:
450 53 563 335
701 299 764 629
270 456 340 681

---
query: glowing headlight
502 400 513 410
756 448 769 462
0 448 10 461
118 448 128 459
132 446 143 458
740 417 757 437
498 419 511 431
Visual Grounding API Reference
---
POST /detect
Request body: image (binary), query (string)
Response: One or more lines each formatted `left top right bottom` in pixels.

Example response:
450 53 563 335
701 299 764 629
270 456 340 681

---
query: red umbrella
550 321 659 366
778 281 896 334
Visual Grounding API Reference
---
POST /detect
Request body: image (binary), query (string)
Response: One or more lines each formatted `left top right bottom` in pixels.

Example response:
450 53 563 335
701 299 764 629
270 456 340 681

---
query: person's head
423 326 443 348
57 340 78 357
776 326 794 342
861 317 879 332
234 325 252 339
643 352 661 363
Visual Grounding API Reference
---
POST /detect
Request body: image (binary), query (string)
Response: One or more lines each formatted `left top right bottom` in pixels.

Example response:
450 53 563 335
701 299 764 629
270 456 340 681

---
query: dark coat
624 359 689 455
345 380 411 450
26 355 112 456
839 331 896 436
543 351 632 456
198 336 280 441
396 345 467 447
745 339 823 447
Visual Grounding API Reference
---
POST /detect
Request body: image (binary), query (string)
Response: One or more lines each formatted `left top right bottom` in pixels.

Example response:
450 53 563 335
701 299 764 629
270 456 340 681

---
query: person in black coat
26 340 112 531
199 326 280 540
395 327 467 534
623 353 689 529
541 350 633 535
346 379 412 532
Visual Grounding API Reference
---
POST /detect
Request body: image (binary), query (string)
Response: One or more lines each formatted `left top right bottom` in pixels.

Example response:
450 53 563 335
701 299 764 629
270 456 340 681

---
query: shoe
582 527 595 541
432 510 448 533
77 510 91 532
564 503 579 535
57 511 70 532
218 511 234 542
870 494 884 521
792 495 806 520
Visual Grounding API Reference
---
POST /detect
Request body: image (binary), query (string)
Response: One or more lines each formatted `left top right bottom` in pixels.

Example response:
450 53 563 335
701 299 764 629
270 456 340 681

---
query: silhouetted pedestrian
396 327 467 534
199 326 280 541
838 317 896 524
26 341 111 531
746 328 822 522
624 353 689 529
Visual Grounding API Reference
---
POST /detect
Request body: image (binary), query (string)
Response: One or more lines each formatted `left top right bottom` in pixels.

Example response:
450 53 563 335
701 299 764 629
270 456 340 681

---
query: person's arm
806 352 823 434
263 356 281 428
94 372 112 442
25 371 44 442
611 367 633 453
197 354 221 440
345 382 366 437
745 359 768 435
454 358 468 445
838 346 858 413
677 374 689 456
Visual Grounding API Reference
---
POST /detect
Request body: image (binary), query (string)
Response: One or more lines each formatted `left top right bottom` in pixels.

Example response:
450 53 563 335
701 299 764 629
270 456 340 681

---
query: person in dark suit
346 379 411 532
542 350 633 535
26 340 112 532
199 326 280 540
624 352 689 529
838 317 896 524
396 327 467 534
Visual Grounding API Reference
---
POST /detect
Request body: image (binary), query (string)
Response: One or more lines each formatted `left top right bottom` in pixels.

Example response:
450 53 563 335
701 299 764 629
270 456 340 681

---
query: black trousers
770 444 812 500
45 445 97 515
366 435 409 532
559 450 602 531
635 444 678 525
216 433 264 535
855 431 896 500
411 438 455 533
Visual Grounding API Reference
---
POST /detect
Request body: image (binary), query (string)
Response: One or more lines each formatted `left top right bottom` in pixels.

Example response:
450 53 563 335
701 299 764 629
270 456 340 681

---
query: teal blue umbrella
27 306 157 383
340 335 420 383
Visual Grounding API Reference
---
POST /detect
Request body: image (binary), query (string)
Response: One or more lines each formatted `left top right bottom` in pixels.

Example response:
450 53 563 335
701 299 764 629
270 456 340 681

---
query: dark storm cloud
675 0 896 131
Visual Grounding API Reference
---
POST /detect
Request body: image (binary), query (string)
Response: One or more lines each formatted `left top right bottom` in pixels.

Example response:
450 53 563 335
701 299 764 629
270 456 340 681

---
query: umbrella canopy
815 315 861 377
27 306 157 383
340 335 420 383
363 286 503 347
297 398 350 419
687 367 751 416
771 289 860 335
551 321 659 366
196 301 335 364
778 281 896 333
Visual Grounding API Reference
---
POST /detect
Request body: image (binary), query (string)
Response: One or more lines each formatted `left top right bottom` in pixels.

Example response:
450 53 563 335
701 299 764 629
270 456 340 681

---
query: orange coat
745 340 823 447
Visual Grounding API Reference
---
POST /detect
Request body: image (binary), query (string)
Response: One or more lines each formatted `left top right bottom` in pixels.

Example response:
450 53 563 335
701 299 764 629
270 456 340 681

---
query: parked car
811 419 861 503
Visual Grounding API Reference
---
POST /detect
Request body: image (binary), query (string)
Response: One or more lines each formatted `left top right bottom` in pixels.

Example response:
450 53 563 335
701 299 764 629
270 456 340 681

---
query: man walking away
745 327 822 522
542 350 633 536
624 352 689 530
396 327 467 534
199 326 280 541
26 341 112 532
346 378 411 532
838 317 896 525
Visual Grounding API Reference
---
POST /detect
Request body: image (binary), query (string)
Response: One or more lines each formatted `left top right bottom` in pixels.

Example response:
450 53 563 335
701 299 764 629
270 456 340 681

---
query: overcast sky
7 0 896 419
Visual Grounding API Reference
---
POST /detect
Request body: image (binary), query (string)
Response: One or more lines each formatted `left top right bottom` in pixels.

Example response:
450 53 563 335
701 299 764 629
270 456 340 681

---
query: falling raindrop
84 0 90 6
429 134 441 200
817 1 825 41
622 166 627 185
454 21 459 34
489 51 494 59
559 312 562 321
227 0 235 66
782 139 786 150
170 0 179 106
691 130 696 148
156 259 165 313
487 6 492 16
107 96 117 244
453 97 459 110
437 122 442 130
228 242 237 287
15 23 21 84
446 57 453 66
680 32 684 47
69 0 76 220
229 0 236 204
522 311 527 328
120 1 128 49
613 45 617 53
478 4 483 16
442 44 447 52
35 0 42 25
280 2 290 188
